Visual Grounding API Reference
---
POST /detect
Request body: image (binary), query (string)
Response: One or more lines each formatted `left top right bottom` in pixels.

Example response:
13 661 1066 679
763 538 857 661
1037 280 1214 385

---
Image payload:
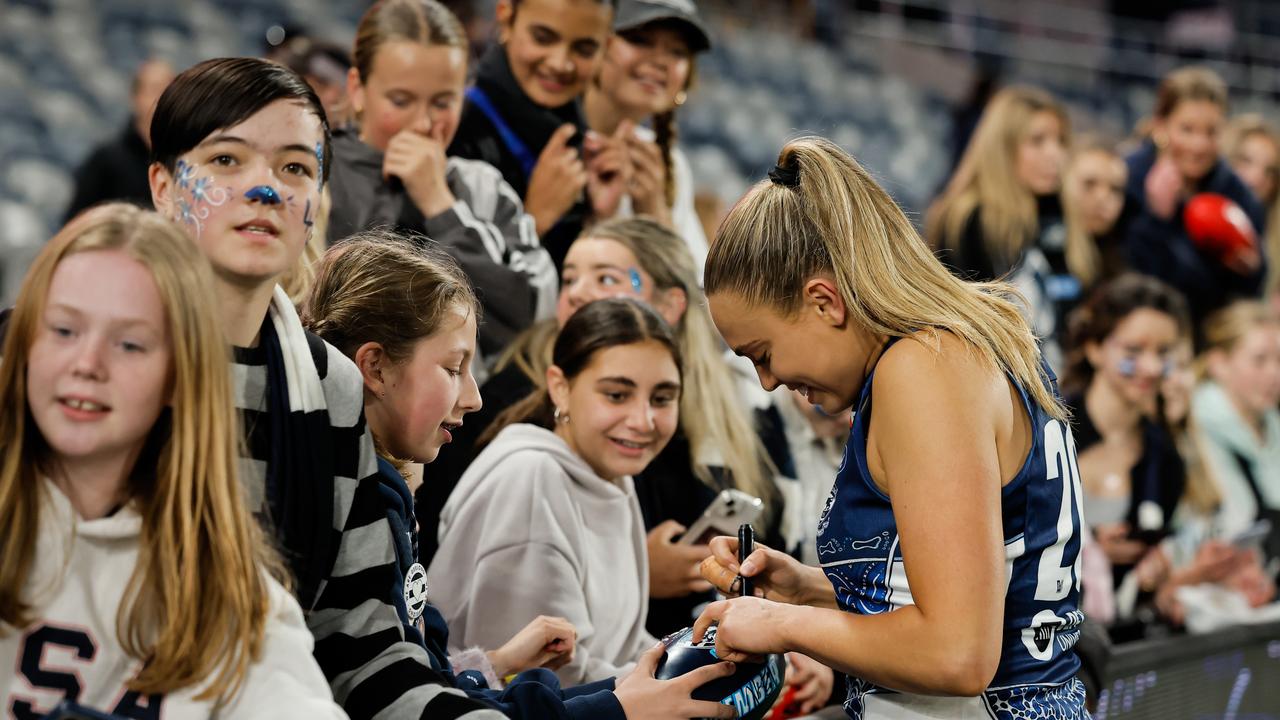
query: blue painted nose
245 185 282 205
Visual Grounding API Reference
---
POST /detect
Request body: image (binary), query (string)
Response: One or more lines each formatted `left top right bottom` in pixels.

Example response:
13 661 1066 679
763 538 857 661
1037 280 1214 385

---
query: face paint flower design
315 141 325 188
173 161 230 238
175 159 197 190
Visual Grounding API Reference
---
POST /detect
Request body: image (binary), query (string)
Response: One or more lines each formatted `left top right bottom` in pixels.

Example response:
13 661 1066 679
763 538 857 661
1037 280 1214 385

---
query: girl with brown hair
429 298 737 718
1121 66 1267 330
328 0 558 368
308 230 692 720
449 0 629 268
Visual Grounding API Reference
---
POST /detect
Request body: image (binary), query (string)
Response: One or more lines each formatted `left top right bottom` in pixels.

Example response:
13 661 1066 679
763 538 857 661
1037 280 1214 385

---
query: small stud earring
674 91 688 107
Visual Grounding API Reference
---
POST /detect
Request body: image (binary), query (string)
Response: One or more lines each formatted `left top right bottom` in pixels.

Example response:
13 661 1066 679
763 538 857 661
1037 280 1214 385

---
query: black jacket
1121 141 1267 331
1065 392 1186 585
449 45 590 269
65 121 154 220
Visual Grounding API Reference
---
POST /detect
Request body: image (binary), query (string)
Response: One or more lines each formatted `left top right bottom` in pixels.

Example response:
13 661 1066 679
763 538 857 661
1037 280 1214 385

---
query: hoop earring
554 407 570 425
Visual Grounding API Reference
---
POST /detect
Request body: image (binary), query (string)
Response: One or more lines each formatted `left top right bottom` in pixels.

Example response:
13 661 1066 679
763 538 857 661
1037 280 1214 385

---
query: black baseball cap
613 0 712 53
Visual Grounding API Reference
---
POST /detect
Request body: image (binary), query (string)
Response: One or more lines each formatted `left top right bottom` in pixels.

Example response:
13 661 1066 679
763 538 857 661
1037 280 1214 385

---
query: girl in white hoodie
0 204 343 719
429 298 692 687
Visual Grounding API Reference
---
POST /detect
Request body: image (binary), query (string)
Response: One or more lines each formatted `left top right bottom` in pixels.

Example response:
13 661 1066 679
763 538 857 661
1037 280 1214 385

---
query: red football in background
1183 193 1258 264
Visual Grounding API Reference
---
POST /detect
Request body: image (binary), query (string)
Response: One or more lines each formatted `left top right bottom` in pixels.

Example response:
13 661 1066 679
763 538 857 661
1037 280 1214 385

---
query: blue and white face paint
173 159 231 238
244 185 283 205
162 99 326 283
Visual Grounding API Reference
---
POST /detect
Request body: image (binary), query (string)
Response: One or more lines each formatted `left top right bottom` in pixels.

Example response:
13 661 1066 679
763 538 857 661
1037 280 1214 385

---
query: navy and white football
653 626 786 720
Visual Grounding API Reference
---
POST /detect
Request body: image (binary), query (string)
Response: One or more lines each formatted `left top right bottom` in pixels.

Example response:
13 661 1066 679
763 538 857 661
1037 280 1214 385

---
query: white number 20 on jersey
1036 419 1085 602
1020 420 1087 662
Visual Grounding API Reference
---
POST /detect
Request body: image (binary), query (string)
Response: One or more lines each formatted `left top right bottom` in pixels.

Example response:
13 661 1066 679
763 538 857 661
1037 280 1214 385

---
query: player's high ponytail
705 136 1067 420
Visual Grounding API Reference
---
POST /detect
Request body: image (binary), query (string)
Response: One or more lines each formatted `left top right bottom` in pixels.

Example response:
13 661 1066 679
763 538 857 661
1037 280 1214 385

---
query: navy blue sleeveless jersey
816 340 1087 719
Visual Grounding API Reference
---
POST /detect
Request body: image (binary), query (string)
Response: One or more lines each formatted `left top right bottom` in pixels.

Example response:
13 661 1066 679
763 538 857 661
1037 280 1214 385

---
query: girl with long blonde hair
0 204 340 717
1061 137 1129 289
928 85 1072 368
928 85 1069 279
583 0 714 271
1193 301 1280 555
695 137 1087 718
1223 114 1280 299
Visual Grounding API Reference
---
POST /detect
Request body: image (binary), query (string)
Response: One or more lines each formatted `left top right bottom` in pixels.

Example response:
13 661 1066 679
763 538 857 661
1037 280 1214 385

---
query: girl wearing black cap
583 0 712 274
449 0 628 269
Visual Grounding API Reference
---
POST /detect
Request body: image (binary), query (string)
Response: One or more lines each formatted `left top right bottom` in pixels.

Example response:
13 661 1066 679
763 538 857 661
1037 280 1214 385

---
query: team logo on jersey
1021 609 1065 661
404 563 429 623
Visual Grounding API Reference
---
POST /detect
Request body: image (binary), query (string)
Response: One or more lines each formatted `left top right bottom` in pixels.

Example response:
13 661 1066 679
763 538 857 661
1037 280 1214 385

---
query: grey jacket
427 423 657 686
327 130 556 363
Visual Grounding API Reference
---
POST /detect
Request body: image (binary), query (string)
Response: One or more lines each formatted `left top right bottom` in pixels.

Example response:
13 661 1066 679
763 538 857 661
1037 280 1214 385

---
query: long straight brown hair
0 204 281 702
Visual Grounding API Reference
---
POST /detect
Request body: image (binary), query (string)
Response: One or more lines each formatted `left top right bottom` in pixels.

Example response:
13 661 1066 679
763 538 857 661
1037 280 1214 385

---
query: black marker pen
737 523 754 598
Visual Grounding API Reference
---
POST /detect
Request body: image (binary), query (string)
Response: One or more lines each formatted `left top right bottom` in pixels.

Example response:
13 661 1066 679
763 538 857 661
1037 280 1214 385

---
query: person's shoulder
478 425 568 472
1214 164 1266 218
447 155 504 182
466 426 575 495
309 330 366 426
874 331 1002 407
445 155 512 202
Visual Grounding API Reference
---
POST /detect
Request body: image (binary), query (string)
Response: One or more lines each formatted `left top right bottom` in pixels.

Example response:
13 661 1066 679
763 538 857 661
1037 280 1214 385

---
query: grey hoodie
427 423 657 686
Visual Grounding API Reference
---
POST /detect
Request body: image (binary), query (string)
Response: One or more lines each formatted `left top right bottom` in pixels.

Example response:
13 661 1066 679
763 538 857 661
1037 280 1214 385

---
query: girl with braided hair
583 0 712 274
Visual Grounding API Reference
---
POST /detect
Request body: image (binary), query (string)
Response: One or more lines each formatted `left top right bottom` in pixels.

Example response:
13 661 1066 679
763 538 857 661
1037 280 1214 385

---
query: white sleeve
215 578 348 720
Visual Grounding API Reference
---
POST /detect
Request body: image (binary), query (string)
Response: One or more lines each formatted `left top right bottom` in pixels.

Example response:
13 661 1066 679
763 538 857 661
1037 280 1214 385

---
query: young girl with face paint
422 218 778 638
449 0 627 269
429 298 738 719
1060 274 1210 636
1224 114 1280 300
692 137 1087 717
928 85 1072 369
147 57 508 720
582 0 713 272
0 204 342 718
1122 67 1268 332
328 0 558 368
305 231 644 720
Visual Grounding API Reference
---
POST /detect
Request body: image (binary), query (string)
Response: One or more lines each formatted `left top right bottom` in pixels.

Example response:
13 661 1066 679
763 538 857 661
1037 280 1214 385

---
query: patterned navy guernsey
817 339 1087 719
